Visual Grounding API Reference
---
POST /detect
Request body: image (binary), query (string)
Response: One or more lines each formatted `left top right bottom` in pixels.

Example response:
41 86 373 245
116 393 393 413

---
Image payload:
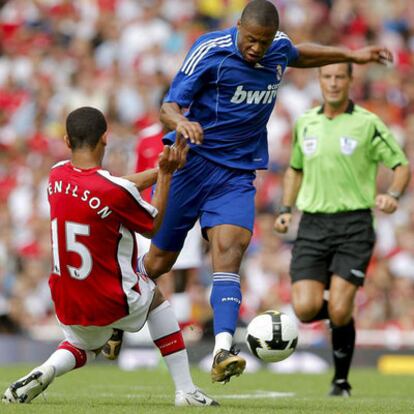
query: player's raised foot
101 329 124 360
2 365 55 404
175 388 219 406
329 379 352 397
211 346 246 384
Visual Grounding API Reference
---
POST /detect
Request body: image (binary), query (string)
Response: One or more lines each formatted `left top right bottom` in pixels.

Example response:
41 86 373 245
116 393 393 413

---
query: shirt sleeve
276 32 299 65
162 130 176 145
99 171 157 234
369 116 408 169
113 185 157 234
286 41 299 65
163 35 217 108
289 122 303 170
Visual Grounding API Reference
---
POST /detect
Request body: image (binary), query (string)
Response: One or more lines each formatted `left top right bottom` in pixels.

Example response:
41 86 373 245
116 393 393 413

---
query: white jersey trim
51 160 70 169
274 31 290 42
117 225 140 314
182 34 233 76
97 170 158 218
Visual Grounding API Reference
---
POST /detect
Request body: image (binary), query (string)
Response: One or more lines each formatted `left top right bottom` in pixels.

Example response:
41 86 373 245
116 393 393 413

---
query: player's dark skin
147 18 394 282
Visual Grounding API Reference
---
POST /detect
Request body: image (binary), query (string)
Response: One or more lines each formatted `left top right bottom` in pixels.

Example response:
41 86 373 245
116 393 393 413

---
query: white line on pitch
219 391 295 399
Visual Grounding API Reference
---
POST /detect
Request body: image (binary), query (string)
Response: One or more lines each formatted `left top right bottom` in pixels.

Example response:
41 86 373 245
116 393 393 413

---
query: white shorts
58 277 156 351
136 221 202 270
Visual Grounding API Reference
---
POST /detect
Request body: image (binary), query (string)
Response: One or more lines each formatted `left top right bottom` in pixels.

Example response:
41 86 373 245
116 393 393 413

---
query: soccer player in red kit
2 107 218 407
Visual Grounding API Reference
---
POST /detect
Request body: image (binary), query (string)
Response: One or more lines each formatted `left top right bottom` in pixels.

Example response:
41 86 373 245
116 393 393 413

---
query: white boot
175 388 219 406
2 365 56 404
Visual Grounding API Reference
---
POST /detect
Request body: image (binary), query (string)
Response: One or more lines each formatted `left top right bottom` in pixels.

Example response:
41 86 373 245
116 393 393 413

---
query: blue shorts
152 150 256 252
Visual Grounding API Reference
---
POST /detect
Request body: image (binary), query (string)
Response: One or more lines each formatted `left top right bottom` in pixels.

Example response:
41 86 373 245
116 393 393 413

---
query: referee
274 63 410 396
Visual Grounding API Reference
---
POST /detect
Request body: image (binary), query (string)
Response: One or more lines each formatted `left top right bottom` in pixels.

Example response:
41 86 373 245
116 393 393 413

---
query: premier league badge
303 136 318 156
340 136 358 155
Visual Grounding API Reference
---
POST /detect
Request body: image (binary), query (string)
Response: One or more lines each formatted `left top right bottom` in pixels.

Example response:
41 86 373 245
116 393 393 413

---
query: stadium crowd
0 0 413 345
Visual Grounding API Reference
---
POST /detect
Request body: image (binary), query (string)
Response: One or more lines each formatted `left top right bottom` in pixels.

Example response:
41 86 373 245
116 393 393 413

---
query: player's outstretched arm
123 136 189 190
123 168 158 191
160 102 203 145
290 44 393 68
144 137 189 237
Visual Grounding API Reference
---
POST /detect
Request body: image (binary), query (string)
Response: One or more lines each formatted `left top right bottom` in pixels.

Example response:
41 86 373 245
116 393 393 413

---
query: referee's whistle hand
375 194 398 214
176 120 204 145
274 213 292 233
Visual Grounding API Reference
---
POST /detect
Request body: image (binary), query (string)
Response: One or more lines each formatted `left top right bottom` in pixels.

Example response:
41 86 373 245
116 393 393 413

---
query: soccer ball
246 310 298 363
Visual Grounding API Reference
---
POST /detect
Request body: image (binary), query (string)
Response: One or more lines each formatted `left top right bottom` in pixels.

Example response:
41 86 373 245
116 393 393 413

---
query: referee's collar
317 100 355 115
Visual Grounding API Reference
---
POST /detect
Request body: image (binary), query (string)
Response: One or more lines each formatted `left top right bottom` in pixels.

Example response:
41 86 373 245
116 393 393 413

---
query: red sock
154 331 185 357
58 341 87 369
148 301 195 392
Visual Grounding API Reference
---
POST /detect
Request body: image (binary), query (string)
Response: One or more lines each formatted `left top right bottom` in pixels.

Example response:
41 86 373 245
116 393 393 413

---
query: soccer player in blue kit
131 0 394 383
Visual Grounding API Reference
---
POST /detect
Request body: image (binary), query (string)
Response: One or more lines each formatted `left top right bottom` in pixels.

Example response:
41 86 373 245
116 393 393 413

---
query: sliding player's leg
146 288 218 406
2 327 107 404
101 245 181 362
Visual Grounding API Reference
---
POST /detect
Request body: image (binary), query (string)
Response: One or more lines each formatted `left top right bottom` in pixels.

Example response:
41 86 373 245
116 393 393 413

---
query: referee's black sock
307 300 329 322
330 318 355 382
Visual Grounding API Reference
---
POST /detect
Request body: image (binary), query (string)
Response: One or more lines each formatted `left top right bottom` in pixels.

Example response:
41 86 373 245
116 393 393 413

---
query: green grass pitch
0 365 413 413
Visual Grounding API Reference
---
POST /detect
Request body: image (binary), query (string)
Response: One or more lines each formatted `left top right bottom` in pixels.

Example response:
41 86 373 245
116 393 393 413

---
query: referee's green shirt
290 101 408 213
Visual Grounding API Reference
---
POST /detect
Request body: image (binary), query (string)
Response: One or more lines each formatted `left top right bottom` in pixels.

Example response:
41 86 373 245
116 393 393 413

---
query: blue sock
210 272 242 335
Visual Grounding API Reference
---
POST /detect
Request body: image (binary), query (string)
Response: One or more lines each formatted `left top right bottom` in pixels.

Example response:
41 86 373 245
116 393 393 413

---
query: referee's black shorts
290 209 376 287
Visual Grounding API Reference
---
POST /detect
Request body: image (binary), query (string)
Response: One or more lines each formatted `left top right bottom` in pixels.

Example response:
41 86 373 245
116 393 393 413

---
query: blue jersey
163 27 299 170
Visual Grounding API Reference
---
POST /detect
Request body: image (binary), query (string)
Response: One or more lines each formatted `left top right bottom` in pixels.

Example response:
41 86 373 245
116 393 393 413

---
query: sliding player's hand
158 145 181 175
174 135 189 169
176 120 203 145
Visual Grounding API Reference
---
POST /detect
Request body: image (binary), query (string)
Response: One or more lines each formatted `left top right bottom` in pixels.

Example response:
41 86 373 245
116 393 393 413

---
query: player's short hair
241 0 279 30
66 107 107 150
346 62 353 77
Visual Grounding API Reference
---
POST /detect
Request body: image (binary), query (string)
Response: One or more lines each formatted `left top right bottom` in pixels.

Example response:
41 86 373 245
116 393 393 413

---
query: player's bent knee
148 261 173 278
145 248 180 278
219 245 245 263
145 255 177 278
328 304 353 326
213 241 249 271
293 302 323 323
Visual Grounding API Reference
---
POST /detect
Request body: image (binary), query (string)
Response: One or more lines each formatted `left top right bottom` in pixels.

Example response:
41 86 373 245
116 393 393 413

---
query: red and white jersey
47 160 157 326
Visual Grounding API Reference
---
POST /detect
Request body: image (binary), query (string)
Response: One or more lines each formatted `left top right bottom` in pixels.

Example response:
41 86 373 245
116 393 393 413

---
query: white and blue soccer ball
246 310 298 363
